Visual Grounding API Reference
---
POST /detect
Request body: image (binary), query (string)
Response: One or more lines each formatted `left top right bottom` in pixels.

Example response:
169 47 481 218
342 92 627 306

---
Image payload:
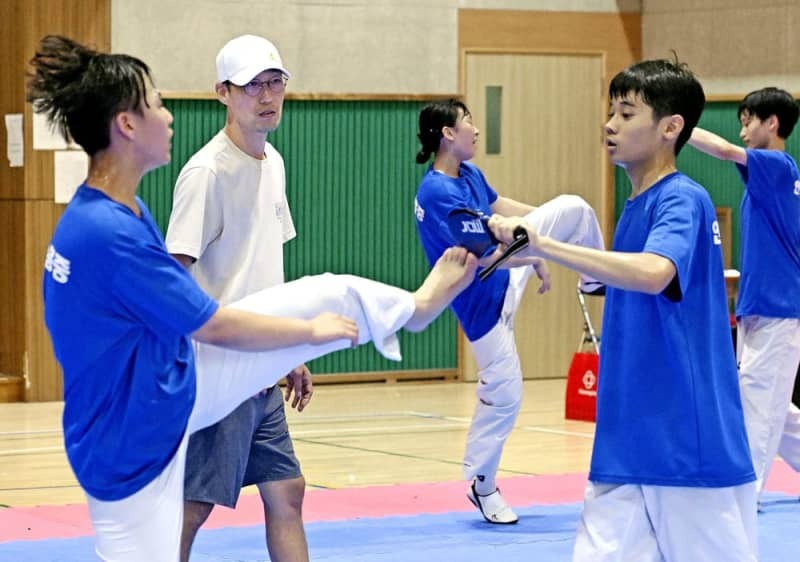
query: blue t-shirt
590 173 754 488
43 185 218 501
414 163 508 341
735 149 800 318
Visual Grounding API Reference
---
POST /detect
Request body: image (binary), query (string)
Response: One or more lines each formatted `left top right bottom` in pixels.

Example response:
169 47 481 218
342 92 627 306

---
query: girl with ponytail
412 98 605 525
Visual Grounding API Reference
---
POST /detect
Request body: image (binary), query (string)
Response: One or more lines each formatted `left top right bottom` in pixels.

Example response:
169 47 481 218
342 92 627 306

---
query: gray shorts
184 386 302 508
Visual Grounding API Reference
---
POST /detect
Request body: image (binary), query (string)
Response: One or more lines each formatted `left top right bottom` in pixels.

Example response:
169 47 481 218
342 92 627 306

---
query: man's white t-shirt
166 130 295 305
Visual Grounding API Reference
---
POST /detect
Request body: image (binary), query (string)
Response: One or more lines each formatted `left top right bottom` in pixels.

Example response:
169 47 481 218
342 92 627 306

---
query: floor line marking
0 446 64 456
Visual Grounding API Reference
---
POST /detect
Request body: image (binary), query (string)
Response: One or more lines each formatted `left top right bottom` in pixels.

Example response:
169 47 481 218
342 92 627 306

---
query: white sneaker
466 482 518 524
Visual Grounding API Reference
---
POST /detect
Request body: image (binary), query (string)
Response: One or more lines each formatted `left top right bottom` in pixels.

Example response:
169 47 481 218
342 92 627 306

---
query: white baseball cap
215 35 291 85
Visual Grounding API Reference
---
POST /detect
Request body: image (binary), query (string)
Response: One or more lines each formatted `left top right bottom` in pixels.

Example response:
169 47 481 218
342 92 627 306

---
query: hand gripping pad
447 208 530 281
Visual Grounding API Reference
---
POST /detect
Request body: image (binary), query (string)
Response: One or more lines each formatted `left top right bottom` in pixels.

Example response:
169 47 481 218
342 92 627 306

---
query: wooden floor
0 378 595 507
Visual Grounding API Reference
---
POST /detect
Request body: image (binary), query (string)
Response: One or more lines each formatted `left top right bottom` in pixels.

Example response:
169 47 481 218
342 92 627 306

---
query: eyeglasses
231 75 288 97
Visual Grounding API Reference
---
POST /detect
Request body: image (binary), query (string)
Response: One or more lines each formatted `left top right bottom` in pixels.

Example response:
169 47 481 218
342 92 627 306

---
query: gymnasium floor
1 379 799 560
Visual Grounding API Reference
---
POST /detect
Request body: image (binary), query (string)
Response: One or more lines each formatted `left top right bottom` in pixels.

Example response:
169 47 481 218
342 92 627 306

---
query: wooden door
463 52 606 381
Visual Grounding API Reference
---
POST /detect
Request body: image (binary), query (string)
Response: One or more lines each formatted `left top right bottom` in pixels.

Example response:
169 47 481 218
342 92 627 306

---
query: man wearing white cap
166 34 309 562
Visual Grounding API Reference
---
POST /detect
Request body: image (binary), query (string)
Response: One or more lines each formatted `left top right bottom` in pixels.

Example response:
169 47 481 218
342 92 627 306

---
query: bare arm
488 216 676 294
689 127 748 166
193 307 358 351
491 196 536 217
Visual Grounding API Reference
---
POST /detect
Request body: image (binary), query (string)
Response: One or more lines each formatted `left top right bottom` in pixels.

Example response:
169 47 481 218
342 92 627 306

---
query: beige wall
461 0 640 10
643 0 800 95
110 0 800 98
112 0 641 94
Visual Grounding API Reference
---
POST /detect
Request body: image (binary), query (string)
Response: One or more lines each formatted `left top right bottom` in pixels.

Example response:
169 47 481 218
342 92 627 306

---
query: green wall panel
139 99 457 375
614 100 800 270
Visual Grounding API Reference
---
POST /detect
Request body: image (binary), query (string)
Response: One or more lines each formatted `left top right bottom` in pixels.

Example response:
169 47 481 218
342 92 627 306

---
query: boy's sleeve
737 149 788 204
643 188 703 299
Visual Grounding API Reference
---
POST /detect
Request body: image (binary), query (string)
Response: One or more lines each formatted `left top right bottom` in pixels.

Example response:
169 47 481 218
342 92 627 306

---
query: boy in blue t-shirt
489 60 757 561
688 87 800 498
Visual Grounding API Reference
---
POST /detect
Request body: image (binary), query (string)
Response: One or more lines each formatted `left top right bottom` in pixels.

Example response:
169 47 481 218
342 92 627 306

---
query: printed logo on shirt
275 201 285 219
793 180 800 196
414 197 425 222
460 218 486 234
44 245 71 284
711 220 722 246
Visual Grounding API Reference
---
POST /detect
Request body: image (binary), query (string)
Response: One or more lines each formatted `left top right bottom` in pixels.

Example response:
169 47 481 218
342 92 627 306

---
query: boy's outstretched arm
488 216 675 295
689 127 748 166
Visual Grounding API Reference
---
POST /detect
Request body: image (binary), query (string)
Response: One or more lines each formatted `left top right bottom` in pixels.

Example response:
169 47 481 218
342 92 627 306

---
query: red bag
564 351 599 422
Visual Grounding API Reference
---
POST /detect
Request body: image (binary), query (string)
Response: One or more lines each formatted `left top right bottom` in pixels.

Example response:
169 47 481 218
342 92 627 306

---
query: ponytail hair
415 99 469 164
26 35 153 155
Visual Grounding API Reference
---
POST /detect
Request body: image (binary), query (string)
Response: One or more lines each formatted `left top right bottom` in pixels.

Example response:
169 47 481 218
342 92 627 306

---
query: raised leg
190 249 477 434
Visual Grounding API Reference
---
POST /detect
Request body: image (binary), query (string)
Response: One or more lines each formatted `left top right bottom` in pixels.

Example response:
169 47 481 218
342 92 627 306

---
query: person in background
413 99 605 524
165 34 312 562
688 86 800 503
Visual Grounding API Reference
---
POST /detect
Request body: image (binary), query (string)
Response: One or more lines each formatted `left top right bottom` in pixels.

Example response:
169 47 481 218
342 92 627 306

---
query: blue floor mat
1 493 797 561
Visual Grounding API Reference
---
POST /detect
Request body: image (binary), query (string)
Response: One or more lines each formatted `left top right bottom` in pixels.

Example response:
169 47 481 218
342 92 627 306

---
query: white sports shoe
466 482 519 524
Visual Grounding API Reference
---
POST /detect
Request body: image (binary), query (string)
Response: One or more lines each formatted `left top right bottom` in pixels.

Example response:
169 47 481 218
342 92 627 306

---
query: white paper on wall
54 150 89 203
33 112 79 150
4 113 23 167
